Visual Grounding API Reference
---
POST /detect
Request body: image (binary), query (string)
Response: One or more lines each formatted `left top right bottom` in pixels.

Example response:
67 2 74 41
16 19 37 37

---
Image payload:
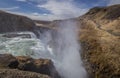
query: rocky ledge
0 54 60 78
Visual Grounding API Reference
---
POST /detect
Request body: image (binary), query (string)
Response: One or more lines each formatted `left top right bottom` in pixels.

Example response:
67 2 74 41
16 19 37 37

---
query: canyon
0 4 120 78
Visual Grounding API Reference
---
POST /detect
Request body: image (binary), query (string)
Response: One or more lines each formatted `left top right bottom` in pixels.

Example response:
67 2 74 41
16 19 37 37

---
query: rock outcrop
16 56 61 78
0 54 60 78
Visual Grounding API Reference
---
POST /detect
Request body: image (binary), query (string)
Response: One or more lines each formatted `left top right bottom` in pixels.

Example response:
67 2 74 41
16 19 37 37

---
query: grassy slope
79 4 120 78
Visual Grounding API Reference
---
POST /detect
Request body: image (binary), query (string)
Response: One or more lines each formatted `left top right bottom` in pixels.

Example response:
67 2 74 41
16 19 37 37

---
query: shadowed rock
0 54 18 68
16 56 61 78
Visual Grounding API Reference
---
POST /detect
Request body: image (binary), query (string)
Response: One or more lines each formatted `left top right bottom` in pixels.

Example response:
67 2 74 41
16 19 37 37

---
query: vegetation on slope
79 4 120 78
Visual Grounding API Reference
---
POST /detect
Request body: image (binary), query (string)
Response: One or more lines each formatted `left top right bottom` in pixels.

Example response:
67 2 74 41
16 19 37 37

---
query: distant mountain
34 20 51 25
0 10 35 33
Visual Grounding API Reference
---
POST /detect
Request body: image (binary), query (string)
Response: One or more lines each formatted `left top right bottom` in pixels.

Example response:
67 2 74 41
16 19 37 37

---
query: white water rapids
0 21 87 78
0 32 53 59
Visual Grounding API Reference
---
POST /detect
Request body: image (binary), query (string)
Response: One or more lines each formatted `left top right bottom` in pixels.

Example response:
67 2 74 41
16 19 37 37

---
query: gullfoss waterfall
0 21 87 78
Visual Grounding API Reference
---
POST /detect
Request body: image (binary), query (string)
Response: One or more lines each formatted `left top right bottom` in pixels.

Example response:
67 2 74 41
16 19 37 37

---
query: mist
45 20 87 78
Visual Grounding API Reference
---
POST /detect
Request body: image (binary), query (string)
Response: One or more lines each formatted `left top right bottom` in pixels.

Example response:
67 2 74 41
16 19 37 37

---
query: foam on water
0 32 53 59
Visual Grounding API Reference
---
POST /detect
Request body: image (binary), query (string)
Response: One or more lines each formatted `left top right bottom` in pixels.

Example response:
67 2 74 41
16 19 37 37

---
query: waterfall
41 20 87 78
0 20 87 78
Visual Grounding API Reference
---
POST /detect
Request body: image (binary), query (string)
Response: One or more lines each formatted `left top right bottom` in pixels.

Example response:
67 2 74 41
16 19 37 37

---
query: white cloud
43 13 48 16
37 0 88 20
4 11 55 21
16 0 27 2
108 0 120 6
0 6 19 11
32 12 40 16
25 13 64 21
16 0 47 3
4 0 88 21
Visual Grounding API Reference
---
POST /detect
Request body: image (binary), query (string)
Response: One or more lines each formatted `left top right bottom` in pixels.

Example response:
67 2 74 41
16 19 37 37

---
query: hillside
78 4 120 78
0 11 35 33
83 4 120 36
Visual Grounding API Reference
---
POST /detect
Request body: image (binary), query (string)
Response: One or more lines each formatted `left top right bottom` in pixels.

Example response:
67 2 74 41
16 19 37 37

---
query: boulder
16 56 61 78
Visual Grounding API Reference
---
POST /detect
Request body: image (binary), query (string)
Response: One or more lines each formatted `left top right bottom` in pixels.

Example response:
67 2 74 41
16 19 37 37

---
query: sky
0 0 119 21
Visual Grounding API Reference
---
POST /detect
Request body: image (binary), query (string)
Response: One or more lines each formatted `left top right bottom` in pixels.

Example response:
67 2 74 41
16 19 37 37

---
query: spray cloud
49 20 87 78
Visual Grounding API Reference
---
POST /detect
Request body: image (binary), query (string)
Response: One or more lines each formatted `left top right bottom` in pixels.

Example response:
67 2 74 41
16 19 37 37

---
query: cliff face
78 4 120 78
0 11 35 33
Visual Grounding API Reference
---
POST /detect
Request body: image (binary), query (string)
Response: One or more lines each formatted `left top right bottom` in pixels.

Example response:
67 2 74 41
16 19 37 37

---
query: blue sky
0 0 119 20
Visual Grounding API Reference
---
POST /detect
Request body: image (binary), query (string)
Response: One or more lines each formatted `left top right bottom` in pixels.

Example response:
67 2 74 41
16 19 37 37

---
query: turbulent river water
0 32 53 59
0 21 87 78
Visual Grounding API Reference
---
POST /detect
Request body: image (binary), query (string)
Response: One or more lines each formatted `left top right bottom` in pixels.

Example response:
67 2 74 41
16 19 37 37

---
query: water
0 32 53 59
49 21 87 78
